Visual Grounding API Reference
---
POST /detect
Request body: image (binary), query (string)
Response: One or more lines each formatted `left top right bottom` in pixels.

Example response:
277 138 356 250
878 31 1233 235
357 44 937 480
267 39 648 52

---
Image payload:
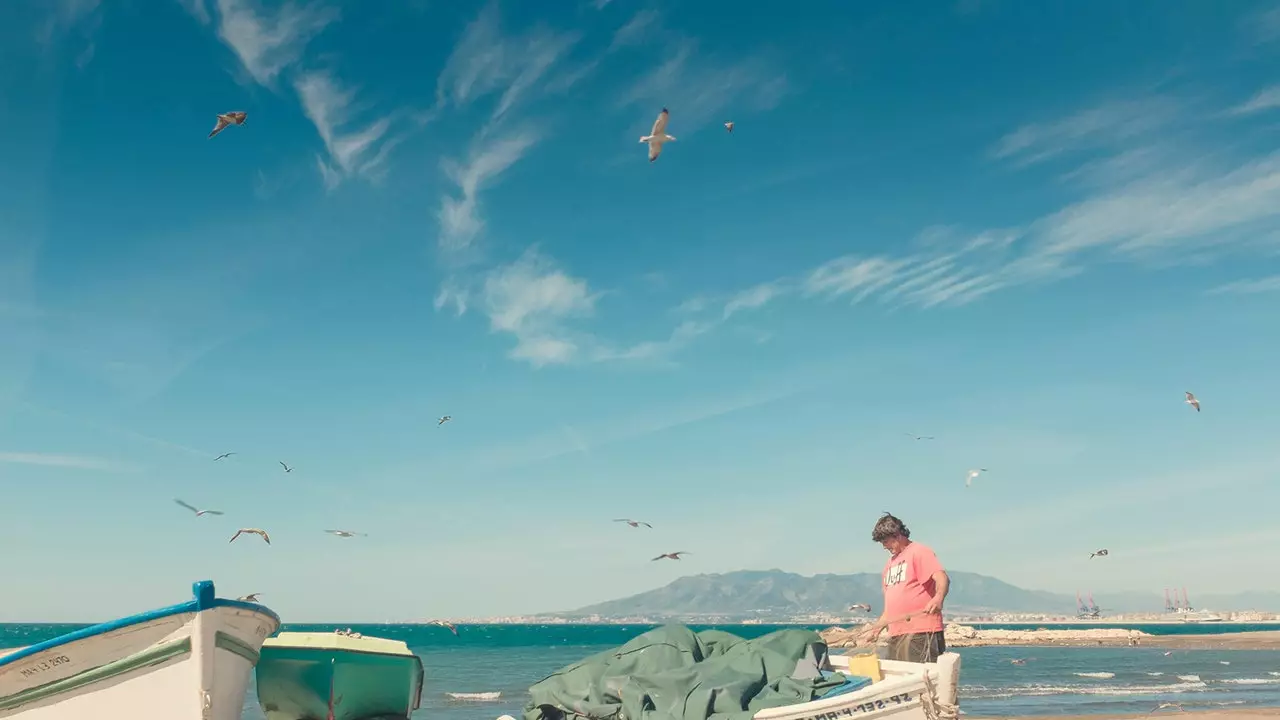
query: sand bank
819 625 1280 650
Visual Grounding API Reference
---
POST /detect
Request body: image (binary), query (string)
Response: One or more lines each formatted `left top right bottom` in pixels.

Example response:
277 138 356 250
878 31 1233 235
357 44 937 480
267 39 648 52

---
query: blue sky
3 0 1280 622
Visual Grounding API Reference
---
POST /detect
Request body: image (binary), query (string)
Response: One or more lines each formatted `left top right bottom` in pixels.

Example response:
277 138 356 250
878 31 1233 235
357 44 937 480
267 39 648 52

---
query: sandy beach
820 625 1280 650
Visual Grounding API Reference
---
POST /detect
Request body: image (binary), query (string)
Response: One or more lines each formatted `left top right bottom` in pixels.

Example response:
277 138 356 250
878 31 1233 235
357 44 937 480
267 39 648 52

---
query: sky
2 0 1280 623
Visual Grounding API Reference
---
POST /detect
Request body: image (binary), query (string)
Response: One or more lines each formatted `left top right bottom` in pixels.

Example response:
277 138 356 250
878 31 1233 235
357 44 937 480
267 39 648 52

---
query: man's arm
928 570 950 611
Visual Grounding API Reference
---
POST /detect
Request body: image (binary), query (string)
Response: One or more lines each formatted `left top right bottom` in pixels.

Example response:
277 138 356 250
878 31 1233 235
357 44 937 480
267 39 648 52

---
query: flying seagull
438 416 452 426
428 619 458 635
905 433 935 441
651 551 689 561
1090 548 1109 559
214 452 236 461
174 499 224 517
965 468 988 487
208 111 247 139
324 529 366 538
724 121 734 133
279 461 293 473
640 108 676 162
238 593 262 602
230 528 271 545
614 519 653 528
1148 703 1184 716
848 603 872 613
1184 391 1200 412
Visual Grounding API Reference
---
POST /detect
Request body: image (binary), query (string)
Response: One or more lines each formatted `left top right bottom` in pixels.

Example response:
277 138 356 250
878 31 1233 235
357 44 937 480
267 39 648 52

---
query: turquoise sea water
3 623 1280 718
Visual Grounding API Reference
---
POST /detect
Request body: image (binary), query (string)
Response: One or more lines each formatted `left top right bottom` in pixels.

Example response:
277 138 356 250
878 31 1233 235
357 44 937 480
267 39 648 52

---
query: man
857 512 950 662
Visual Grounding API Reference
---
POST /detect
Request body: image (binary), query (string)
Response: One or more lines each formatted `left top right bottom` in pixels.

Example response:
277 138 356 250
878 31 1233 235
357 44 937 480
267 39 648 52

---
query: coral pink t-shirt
882 541 946 636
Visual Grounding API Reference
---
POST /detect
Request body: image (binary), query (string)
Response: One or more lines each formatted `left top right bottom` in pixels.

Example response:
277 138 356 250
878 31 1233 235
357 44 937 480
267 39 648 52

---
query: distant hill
558 569 1280 618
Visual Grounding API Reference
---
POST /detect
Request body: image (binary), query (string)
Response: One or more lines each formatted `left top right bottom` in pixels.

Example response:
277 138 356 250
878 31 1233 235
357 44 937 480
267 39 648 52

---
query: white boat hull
0 581 280 719
752 652 962 720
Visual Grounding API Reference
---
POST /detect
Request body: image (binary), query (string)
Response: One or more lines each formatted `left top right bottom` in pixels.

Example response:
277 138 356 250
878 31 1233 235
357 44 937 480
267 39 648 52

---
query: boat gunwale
0 581 280 671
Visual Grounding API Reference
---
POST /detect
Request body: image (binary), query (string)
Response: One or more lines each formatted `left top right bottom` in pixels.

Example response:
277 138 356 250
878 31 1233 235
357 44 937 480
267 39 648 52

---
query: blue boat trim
0 580 280 670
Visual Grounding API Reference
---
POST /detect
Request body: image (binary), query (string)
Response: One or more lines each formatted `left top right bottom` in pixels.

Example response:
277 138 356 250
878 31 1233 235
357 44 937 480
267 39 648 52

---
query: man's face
880 535 907 555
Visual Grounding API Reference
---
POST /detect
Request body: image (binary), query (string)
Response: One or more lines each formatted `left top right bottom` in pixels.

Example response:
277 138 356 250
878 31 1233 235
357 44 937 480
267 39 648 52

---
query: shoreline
820 625 1280 650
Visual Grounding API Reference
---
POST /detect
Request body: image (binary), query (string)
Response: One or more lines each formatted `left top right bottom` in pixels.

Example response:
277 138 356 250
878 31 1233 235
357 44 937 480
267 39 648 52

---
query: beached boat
0 579 280 719
748 651 962 720
254 631 424 720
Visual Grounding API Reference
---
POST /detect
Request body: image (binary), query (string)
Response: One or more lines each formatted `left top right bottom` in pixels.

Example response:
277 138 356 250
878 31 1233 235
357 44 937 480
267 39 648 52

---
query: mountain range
558 570 1280 619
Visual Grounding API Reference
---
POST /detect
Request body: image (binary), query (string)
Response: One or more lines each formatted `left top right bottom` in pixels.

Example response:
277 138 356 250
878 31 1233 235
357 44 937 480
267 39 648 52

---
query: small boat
0 580 280 719
738 652 961 720
255 631 424 720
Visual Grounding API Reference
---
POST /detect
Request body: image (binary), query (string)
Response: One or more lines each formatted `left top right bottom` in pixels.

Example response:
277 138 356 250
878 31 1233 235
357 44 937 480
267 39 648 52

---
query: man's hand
922 597 944 615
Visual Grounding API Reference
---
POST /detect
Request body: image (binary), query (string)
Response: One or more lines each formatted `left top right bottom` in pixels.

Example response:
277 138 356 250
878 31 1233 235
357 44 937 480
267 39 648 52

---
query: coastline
820 625 1280 650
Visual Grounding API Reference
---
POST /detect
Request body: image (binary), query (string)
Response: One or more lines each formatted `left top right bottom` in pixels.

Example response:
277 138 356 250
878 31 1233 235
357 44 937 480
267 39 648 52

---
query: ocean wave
1213 678 1280 685
1147 672 1164 676
446 691 502 701
961 680 1209 700
1074 672 1115 679
1177 675 1201 682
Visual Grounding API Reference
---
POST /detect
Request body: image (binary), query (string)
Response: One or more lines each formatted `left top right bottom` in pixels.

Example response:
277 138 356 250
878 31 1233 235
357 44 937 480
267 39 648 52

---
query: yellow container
844 652 883 682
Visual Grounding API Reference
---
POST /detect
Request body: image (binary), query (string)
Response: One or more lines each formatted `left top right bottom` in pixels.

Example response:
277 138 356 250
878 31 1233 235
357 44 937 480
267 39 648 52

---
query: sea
2 622 1279 719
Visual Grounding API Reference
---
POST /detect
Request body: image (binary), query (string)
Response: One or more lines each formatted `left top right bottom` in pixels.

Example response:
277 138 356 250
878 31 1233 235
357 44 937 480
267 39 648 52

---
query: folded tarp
523 624 849 720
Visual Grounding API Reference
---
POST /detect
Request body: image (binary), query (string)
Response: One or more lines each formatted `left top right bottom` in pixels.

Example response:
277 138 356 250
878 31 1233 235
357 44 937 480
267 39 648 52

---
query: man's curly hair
871 512 910 543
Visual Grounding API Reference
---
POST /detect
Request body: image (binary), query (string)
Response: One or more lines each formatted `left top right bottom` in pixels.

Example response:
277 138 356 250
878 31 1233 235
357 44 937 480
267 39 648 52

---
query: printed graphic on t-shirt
885 561 907 587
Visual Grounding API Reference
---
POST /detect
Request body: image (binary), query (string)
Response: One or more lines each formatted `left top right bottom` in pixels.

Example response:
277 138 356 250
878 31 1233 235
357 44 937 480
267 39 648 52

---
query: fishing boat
254 631 424 720
748 651 962 720
0 580 279 719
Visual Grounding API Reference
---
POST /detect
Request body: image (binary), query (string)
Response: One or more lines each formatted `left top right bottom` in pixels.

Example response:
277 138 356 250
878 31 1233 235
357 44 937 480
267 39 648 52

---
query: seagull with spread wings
324 530 366 538
174 499 224 517
438 415 452 426
724 121 734 133
428 620 458 635
848 603 872 613
1184 391 1200 412
209 111 247 139
905 433 935 441
214 452 235 461
230 528 271 545
279 461 293 473
238 593 262 602
614 519 652 528
1090 548 1109 558
965 468 988 487
651 551 689 561
640 108 676 162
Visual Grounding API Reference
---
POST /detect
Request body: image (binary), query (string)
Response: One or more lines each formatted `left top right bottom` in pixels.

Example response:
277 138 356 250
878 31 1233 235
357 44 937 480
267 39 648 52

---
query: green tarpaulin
522 624 848 720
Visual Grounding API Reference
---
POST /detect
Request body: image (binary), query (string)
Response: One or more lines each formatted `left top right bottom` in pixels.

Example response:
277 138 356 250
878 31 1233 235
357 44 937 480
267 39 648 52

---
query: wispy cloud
175 0 211 25
990 97 1180 167
213 0 336 87
681 98 1280 326
619 36 788 131
293 71 400 190
0 451 133 472
1226 84 1280 116
437 132 539 256
481 247 598 366
1206 275 1280 295
432 2 580 130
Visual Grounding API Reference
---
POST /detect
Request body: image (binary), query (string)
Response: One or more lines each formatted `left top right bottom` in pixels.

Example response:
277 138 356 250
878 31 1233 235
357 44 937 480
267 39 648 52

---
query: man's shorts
884 631 946 663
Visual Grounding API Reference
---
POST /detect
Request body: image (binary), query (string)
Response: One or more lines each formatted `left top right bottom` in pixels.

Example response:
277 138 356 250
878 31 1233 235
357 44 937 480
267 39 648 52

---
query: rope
918 667 960 720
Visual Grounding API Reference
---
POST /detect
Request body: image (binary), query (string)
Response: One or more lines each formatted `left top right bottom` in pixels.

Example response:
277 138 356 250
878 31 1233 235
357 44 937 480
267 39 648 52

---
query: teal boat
254 631 424 720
